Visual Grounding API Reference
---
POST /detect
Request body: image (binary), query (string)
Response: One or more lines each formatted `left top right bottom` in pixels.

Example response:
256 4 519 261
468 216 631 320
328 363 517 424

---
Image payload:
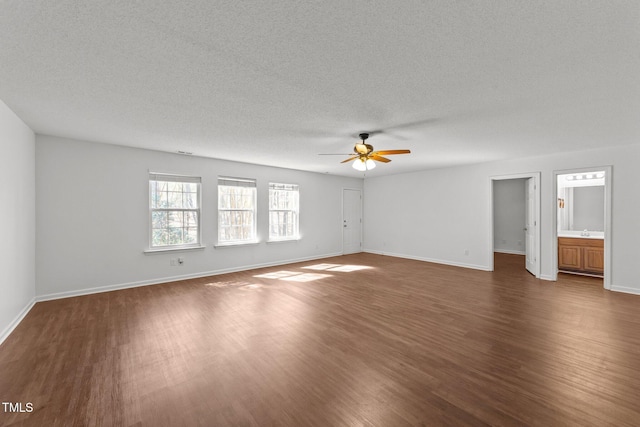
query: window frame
148 173 203 252
268 182 300 242
217 177 258 246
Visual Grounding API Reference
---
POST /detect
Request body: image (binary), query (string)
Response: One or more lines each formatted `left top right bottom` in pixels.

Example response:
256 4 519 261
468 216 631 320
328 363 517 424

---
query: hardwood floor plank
1 253 639 426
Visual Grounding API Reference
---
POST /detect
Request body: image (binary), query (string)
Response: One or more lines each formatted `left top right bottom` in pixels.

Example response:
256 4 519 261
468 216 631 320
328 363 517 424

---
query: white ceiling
1 1 639 177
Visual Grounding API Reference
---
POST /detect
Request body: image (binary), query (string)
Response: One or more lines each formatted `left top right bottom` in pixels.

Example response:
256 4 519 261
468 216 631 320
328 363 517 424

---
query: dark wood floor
1 253 639 426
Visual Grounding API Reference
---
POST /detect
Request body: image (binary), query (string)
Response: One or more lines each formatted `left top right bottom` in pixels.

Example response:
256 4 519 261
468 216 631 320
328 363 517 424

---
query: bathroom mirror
557 171 605 233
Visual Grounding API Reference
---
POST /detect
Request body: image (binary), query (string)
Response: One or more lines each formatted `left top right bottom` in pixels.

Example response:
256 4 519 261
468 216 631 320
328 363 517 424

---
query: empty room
1 1 639 426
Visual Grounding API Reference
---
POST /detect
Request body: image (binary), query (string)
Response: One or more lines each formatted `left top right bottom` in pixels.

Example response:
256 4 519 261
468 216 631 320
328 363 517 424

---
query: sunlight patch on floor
253 271 300 279
279 273 332 282
238 284 263 290
253 270 333 282
303 263 373 272
302 263 341 270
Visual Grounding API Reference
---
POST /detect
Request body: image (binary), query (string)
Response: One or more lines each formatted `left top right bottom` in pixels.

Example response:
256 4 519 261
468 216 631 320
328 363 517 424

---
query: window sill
144 245 206 254
214 241 260 248
266 238 301 244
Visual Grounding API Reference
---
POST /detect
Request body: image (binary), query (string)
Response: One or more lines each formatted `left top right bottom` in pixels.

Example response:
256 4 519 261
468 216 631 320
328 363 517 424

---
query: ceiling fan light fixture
352 157 376 171
365 158 376 170
320 131 409 170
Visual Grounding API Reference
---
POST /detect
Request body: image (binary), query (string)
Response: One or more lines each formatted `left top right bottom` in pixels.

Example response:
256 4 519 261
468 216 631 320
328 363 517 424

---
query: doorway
490 173 541 278
553 166 612 289
342 188 362 254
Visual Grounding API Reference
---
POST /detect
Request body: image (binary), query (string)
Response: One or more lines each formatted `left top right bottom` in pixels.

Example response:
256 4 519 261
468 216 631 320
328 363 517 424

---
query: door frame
552 166 612 290
342 187 363 254
489 172 541 278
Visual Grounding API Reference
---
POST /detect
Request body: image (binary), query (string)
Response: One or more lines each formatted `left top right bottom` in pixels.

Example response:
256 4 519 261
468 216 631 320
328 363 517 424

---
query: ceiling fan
320 133 411 171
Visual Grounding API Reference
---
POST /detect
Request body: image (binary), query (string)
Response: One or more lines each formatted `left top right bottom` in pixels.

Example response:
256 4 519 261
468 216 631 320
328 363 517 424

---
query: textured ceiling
1 1 639 177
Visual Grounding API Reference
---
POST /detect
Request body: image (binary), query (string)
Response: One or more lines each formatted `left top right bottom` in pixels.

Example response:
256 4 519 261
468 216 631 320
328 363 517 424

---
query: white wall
363 143 640 295
0 101 36 343
35 135 362 299
363 168 491 271
493 179 526 254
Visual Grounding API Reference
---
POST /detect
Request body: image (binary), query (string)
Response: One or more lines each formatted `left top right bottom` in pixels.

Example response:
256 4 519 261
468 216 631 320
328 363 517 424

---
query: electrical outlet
518 240 522 246
464 249 470 256
177 257 184 265
170 259 177 266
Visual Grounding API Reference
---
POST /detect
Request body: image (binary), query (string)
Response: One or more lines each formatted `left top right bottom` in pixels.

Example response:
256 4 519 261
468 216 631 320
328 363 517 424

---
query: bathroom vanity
558 234 604 277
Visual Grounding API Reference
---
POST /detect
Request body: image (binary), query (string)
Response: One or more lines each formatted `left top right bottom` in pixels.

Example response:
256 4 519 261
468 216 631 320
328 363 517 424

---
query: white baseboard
494 249 526 255
363 249 491 271
0 297 36 346
610 285 640 296
538 276 639 294
36 252 343 302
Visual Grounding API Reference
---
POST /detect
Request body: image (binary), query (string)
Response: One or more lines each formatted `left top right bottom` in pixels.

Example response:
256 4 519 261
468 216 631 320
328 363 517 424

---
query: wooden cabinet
558 244 582 270
558 237 604 276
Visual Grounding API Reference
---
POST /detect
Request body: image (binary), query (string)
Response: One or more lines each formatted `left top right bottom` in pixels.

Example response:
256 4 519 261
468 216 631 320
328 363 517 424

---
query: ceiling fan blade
340 156 358 163
372 149 411 155
369 155 391 163
373 118 440 133
361 118 440 140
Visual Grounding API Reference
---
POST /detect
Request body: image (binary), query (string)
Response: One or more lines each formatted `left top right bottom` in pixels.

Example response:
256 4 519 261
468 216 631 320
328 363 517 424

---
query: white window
218 177 257 244
269 183 299 241
149 173 201 249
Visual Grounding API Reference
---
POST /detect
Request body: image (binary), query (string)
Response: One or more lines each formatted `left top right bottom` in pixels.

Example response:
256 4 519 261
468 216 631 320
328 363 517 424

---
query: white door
342 189 362 254
525 178 537 275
